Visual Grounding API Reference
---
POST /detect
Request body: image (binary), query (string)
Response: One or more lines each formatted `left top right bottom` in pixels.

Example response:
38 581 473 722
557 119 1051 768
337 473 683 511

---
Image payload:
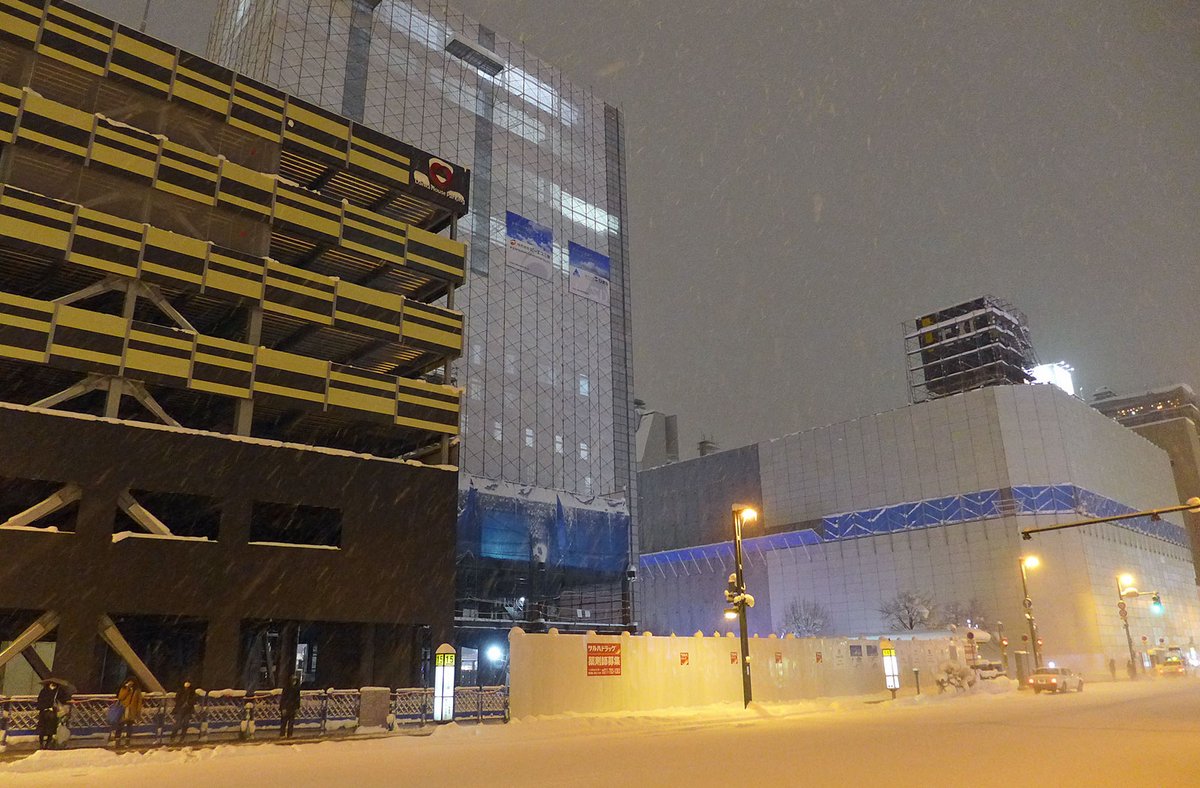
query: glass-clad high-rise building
209 0 638 652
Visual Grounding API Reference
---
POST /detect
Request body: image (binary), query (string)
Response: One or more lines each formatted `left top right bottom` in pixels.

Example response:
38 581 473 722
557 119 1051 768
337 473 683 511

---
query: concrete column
357 623 376 687
202 614 241 690
51 604 101 692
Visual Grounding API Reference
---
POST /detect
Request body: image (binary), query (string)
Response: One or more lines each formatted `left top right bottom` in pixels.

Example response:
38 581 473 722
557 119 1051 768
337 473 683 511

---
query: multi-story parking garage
0 0 466 692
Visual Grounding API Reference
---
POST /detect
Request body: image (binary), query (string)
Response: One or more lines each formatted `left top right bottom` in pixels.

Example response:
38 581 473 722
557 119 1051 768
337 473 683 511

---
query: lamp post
731 504 758 708
1019 555 1041 668
1117 574 1138 679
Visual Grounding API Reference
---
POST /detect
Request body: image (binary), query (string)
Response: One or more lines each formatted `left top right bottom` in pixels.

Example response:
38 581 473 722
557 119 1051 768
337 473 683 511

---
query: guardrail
0 685 506 752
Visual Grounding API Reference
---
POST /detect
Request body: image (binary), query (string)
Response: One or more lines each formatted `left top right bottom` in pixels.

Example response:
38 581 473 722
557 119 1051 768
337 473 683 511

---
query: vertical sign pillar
882 638 900 699
433 643 456 722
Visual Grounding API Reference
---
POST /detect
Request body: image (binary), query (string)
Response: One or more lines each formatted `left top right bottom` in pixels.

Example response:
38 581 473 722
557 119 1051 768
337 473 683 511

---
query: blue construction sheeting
643 484 1187 572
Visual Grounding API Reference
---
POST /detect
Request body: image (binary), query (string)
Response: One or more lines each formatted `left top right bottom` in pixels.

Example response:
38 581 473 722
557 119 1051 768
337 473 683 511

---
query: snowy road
4 679 1198 787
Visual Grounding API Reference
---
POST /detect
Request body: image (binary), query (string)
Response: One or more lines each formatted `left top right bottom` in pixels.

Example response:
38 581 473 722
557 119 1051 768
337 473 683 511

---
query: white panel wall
507 628 956 717
759 388 1011 528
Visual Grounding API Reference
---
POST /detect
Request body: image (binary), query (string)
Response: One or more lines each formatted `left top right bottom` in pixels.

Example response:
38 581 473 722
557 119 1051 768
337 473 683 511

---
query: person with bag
169 678 199 744
112 677 143 748
35 679 65 750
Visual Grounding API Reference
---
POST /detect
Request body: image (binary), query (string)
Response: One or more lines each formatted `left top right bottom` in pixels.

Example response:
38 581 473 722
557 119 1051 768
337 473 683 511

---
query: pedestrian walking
169 678 199 744
279 675 302 739
1108 657 1117 681
113 677 143 748
36 679 66 750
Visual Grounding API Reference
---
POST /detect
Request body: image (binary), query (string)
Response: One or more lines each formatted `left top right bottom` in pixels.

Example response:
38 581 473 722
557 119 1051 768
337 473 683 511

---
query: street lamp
1019 555 1041 668
730 503 758 708
1117 573 1139 679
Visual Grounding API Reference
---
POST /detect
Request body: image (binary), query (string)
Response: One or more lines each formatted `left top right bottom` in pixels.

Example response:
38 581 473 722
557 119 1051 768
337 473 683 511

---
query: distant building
638 385 1200 677
1093 384 1200 581
904 296 1035 403
636 404 679 470
1030 362 1076 397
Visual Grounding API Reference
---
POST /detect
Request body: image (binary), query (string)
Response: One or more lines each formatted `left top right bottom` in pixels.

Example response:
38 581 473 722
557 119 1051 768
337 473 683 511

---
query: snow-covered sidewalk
3 679 1194 787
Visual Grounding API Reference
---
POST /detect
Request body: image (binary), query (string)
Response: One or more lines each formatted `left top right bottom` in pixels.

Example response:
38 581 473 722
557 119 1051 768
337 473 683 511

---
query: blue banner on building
505 211 554 280
568 241 610 305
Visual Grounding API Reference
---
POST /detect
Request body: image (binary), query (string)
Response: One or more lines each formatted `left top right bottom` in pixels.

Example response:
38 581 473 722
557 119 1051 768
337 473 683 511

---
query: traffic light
1000 637 1009 647
1118 600 1128 620
1151 594 1163 614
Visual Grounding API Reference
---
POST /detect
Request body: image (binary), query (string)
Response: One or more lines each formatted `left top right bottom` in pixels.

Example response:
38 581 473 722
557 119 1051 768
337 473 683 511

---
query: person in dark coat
279 675 302 739
169 678 199 744
36 680 65 749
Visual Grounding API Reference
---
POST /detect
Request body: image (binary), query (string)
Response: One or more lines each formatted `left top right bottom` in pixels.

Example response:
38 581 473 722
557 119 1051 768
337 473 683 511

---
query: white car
974 661 1005 680
1028 667 1083 693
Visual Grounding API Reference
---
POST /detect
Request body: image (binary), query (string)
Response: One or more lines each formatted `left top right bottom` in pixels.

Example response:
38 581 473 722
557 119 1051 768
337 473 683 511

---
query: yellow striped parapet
0 86 466 286
0 185 464 357
0 0 470 217
0 289 461 435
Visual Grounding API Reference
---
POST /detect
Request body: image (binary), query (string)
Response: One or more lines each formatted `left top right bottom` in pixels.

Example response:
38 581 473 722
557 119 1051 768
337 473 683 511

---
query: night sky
88 1 1200 457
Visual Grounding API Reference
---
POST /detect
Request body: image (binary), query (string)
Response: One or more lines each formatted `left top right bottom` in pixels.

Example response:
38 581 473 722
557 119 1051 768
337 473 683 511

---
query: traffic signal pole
1020 560 1041 668
1117 578 1138 680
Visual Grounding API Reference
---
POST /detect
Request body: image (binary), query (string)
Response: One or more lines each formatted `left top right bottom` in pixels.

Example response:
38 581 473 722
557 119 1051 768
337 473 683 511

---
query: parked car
1028 667 1083 693
974 661 1006 680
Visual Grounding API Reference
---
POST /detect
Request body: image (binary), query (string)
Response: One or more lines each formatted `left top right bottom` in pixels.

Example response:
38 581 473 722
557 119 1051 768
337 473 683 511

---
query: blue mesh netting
457 488 629 572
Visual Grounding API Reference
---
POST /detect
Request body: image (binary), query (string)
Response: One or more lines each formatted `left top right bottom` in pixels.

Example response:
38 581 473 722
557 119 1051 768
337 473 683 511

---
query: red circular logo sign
429 160 454 189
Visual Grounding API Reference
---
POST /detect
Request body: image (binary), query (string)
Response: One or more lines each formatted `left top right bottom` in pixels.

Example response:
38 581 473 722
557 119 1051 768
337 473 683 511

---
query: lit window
492 422 502 441
579 442 589 460
525 428 534 448
555 435 564 454
578 375 590 397
584 476 592 491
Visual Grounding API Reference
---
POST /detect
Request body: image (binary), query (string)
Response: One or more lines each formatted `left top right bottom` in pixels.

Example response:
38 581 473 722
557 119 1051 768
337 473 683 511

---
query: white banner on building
568 241 610 305
505 211 553 280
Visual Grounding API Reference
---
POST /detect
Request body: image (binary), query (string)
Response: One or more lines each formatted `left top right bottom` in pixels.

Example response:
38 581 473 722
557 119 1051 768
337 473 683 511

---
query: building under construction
904 295 1036 403
0 0 466 693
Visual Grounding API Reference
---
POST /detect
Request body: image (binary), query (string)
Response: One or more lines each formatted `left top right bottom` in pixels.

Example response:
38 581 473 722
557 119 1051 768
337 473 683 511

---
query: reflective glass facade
209 0 637 628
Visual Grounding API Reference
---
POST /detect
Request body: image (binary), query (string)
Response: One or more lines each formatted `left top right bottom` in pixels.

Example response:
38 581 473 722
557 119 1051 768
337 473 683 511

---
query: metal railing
387 686 508 729
0 685 506 752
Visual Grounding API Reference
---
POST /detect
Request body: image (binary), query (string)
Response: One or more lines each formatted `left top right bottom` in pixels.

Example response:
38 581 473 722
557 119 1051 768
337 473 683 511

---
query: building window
579 442 589 460
584 476 592 492
578 375 589 397
492 421 503 442
555 435 564 454
524 428 534 448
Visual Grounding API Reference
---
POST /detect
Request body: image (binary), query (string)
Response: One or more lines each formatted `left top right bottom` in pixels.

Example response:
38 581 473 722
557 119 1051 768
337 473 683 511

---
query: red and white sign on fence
586 643 622 676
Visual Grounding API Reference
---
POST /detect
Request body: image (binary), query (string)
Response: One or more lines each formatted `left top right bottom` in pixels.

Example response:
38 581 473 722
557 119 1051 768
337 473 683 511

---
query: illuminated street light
730 503 758 708
1019 555 1042 669
724 607 739 621
1116 573 1139 679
